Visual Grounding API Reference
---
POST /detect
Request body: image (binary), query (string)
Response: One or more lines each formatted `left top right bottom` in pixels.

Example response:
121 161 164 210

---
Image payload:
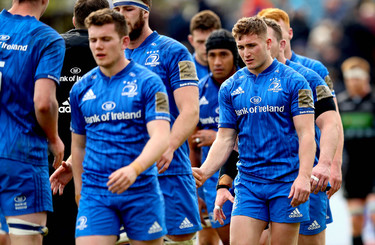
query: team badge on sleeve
178 61 198 81
298 89 314 108
316 85 332 101
155 92 169 113
324 75 334 91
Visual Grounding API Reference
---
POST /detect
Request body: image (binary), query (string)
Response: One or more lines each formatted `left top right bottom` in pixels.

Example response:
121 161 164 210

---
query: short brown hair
341 57 370 73
74 0 109 29
263 18 283 42
232 16 268 40
257 8 290 28
190 10 221 33
85 8 128 37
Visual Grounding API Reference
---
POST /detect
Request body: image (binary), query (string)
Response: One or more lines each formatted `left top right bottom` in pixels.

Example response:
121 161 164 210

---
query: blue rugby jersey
219 59 314 182
193 53 210 79
70 61 170 192
291 51 335 96
286 59 333 166
198 74 220 164
0 10 65 165
125 31 198 175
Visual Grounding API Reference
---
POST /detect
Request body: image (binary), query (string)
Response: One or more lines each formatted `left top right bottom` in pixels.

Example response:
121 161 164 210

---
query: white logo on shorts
289 208 303 218
14 195 27 210
148 221 162 234
179 217 193 229
76 216 88 230
308 220 321 230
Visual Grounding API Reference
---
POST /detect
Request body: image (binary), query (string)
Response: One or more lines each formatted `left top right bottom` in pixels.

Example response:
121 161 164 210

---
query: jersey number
0 61 4 93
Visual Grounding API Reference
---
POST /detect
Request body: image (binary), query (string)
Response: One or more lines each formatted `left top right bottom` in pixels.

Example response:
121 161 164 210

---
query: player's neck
128 27 153 50
100 58 130 78
9 3 43 20
284 47 292 60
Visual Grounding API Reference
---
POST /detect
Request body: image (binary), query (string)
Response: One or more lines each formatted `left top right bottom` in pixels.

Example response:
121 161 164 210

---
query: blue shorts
200 172 233 228
299 191 333 235
0 211 8 234
158 174 202 235
76 177 167 241
232 174 309 223
0 158 52 216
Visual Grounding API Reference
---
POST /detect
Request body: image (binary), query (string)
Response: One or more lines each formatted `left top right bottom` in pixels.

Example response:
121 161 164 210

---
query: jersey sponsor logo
298 89 314 108
316 85 332 101
59 99 71 113
200 116 219 125
82 89 96 101
122 82 138 97
145 51 160 66
289 208 303 218
0 35 10 41
70 67 81 75
250 96 262 104
14 195 27 210
307 220 321 230
231 87 244 96
215 107 220 114
0 42 28 51
60 75 82 83
84 110 142 124
199 96 209 106
148 221 163 234
76 216 88 231
268 78 282 92
179 217 194 229
155 92 169 113
178 61 198 81
235 104 285 116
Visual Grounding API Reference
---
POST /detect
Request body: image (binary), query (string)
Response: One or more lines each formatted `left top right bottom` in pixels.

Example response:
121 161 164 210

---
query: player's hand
310 163 330 194
157 147 174 174
214 188 234 225
289 174 310 207
48 137 64 169
198 196 208 226
191 129 217 147
327 161 342 199
107 165 137 194
192 167 208 188
50 161 73 195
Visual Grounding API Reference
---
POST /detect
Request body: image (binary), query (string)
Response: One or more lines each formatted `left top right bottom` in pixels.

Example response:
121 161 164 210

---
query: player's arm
193 127 237 187
312 96 339 193
71 133 86 206
34 78 64 169
157 86 199 173
289 113 316 207
328 97 344 198
108 119 170 194
188 127 202 168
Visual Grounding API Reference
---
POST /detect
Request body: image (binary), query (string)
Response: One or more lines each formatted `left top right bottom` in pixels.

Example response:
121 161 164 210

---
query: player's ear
121 35 130 50
280 39 286 50
188 34 194 46
72 16 76 28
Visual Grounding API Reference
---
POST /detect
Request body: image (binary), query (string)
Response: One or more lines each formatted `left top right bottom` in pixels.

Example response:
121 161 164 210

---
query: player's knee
164 233 196 244
7 218 48 236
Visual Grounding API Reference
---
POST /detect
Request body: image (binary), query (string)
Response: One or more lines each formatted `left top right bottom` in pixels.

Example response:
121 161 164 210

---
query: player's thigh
230 215 267 245
298 230 326 245
198 227 221 245
270 222 300 245
130 237 164 245
216 223 230 245
6 212 47 226
76 235 117 245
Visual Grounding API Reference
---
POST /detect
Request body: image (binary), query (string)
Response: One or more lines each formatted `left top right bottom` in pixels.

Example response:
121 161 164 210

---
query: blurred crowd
1 0 374 93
